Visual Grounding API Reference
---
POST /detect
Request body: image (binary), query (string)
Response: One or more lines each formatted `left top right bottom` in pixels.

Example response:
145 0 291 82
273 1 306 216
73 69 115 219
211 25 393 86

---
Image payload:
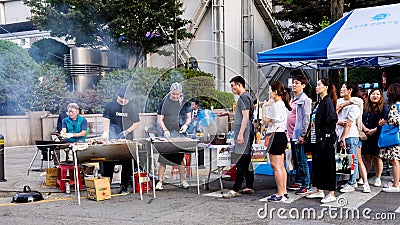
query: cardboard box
45 168 58 186
85 177 111 201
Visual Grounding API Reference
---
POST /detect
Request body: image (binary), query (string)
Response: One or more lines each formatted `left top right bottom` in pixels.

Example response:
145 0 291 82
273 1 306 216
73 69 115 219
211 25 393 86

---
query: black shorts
268 132 288 155
158 153 184 166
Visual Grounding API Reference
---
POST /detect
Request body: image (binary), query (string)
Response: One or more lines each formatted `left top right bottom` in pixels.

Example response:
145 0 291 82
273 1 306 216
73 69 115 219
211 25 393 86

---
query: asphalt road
0 146 399 224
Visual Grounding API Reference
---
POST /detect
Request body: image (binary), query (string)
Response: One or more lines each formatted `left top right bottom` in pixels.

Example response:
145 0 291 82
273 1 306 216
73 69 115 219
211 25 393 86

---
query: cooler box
85 177 111 201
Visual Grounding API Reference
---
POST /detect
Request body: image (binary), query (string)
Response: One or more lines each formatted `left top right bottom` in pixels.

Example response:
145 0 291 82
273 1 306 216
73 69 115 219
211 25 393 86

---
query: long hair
320 78 338 106
344 80 361 98
365 88 385 114
387 83 400 105
270 80 292 111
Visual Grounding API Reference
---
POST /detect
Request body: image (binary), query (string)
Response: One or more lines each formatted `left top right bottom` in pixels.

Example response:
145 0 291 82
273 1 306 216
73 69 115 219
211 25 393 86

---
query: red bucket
134 172 151 192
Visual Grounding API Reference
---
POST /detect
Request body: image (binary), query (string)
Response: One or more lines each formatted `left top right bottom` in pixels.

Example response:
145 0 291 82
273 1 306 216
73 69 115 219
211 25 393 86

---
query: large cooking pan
151 137 198 154
75 141 139 162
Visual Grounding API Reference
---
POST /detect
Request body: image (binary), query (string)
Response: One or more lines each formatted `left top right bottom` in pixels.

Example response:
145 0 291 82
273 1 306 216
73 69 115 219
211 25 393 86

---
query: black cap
116 86 133 99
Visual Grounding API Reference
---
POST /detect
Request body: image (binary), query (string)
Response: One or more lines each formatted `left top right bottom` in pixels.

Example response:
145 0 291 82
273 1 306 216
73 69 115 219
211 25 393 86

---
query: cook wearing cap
155 82 191 190
101 85 140 194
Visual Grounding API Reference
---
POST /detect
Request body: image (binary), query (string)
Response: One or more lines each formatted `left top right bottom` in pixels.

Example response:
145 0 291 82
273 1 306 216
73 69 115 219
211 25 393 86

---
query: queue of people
262 77 400 203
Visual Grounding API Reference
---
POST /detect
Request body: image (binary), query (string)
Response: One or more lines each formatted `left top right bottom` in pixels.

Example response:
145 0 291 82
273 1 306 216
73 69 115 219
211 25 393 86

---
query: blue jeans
345 137 359 186
294 143 310 188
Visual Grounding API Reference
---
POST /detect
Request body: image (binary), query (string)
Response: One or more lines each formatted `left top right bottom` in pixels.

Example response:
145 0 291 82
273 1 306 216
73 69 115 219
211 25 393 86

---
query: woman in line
337 87 371 192
306 78 338 203
361 88 389 187
262 81 291 202
379 83 400 192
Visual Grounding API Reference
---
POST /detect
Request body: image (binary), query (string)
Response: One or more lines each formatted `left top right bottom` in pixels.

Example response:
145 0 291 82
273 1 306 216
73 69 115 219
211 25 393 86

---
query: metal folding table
149 137 200 198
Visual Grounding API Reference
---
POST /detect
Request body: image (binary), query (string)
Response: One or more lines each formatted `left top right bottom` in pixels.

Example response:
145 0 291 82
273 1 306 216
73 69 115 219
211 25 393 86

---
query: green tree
28 38 70 67
96 68 234 113
29 64 69 113
272 0 399 42
0 40 39 115
24 0 192 67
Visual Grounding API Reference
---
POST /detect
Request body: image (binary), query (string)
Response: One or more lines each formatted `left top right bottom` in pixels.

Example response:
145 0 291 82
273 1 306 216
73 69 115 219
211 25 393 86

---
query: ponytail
329 85 338 107
283 91 292 111
269 80 292 111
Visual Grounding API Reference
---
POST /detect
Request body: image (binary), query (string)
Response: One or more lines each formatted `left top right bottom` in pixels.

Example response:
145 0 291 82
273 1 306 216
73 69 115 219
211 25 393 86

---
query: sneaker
288 183 301 191
179 180 189 189
306 192 325 199
155 182 164 191
267 194 287 202
222 190 240 198
295 187 312 195
363 184 371 193
383 182 393 188
321 194 336 203
118 185 129 195
382 186 400 193
353 182 358 188
374 178 382 187
239 189 255 194
284 193 289 199
357 178 364 185
340 184 355 193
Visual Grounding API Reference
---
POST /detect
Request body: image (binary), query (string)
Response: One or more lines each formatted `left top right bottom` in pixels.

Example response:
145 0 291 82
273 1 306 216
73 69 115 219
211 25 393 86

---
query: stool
57 163 82 192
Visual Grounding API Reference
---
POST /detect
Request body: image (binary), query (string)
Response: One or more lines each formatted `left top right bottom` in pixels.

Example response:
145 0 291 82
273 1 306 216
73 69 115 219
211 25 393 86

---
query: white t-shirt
336 98 360 141
264 100 288 133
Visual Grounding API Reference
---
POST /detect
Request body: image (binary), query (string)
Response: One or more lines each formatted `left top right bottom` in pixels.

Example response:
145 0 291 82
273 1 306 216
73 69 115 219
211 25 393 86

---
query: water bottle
65 180 70 194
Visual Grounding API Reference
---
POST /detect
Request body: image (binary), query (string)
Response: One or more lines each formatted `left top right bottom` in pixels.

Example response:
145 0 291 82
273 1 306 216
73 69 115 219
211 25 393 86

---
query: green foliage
29 64 69 113
24 0 192 67
346 67 382 84
319 16 331 29
28 38 70 66
95 68 232 113
0 40 39 115
65 90 104 114
272 0 331 42
272 0 398 42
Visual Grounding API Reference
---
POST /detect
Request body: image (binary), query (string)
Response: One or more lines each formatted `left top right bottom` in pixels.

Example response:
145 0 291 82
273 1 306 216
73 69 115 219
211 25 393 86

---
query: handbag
378 123 400 148
263 126 279 152
378 103 400 148
359 130 367 141
335 148 355 175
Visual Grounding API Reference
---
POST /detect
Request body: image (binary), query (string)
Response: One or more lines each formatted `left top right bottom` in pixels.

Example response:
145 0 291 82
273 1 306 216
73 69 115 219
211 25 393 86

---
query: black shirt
157 96 190 132
103 100 140 136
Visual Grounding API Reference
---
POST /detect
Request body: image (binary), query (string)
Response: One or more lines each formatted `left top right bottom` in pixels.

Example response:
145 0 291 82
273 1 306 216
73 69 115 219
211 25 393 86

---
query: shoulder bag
378 103 400 148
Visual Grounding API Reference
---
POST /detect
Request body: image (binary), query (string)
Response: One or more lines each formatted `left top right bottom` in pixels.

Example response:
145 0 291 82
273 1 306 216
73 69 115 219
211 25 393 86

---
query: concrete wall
0 115 31 147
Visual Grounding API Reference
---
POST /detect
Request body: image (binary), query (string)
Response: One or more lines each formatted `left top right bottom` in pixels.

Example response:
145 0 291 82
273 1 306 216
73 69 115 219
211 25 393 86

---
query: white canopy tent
257 3 400 69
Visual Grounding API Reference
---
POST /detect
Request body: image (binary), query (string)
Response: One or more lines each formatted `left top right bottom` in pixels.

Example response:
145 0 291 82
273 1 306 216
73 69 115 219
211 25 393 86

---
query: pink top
286 98 298 139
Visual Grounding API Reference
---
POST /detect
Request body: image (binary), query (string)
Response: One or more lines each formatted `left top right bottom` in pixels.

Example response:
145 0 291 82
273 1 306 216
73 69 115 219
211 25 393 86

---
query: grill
75 141 139 162
151 137 198 154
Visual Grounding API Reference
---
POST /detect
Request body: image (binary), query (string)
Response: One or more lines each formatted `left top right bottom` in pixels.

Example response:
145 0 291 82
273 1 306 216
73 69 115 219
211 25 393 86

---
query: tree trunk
331 0 344 23
330 0 344 92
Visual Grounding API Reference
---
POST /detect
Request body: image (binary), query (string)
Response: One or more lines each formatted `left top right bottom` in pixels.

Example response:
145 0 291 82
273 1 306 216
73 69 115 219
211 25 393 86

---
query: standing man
286 76 312 195
101 86 141 194
156 82 191 190
186 99 201 135
61 103 88 143
219 76 255 198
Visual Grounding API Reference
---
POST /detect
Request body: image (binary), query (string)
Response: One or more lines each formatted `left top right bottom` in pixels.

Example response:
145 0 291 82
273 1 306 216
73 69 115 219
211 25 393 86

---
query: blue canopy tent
257 3 400 69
